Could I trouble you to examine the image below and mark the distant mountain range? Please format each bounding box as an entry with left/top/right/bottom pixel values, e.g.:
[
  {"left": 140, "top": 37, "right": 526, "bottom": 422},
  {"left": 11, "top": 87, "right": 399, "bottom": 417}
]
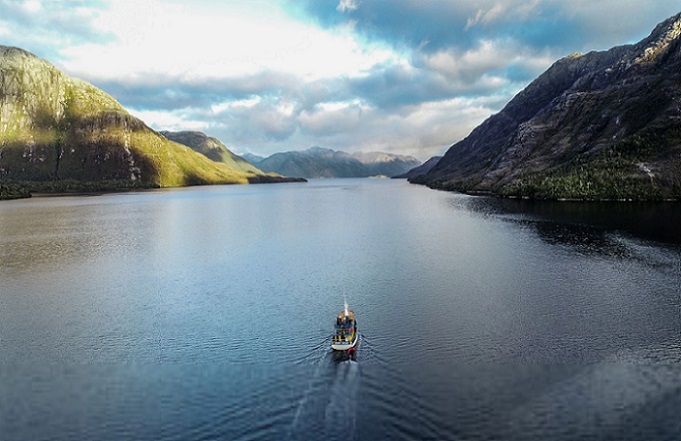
[
  {"left": 412, "top": 12, "right": 681, "bottom": 201},
  {"left": 248, "top": 147, "right": 422, "bottom": 179},
  {"left": 242, "top": 153, "right": 266, "bottom": 165},
  {"left": 0, "top": 46, "right": 298, "bottom": 199}
]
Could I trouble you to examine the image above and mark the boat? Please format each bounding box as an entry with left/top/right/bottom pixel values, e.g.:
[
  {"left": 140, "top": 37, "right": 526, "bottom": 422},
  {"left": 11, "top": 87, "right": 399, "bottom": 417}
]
[{"left": 331, "top": 309, "right": 358, "bottom": 351}]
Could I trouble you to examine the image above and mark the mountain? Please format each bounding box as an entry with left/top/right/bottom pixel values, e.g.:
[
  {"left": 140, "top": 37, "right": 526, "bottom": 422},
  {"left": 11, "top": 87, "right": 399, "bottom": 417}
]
[
  {"left": 159, "top": 131, "right": 303, "bottom": 184},
  {"left": 351, "top": 151, "right": 422, "bottom": 177},
  {"left": 0, "top": 46, "right": 297, "bottom": 199},
  {"left": 241, "top": 153, "right": 265, "bottom": 164},
  {"left": 393, "top": 156, "right": 442, "bottom": 179},
  {"left": 160, "top": 131, "right": 262, "bottom": 173},
  {"left": 412, "top": 12, "right": 681, "bottom": 201},
  {"left": 255, "top": 147, "right": 422, "bottom": 179}
]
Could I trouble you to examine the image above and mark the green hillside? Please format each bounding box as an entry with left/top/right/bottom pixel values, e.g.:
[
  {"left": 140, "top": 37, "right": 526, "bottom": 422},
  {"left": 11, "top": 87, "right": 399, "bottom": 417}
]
[{"left": 0, "top": 45, "right": 295, "bottom": 199}]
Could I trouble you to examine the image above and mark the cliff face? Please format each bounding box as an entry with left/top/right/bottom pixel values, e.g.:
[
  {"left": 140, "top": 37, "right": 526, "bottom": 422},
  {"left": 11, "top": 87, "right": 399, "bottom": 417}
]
[
  {"left": 0, "top": 46, "right": 285, "bottom": 191},
  {"left": 413, "top": 13, "right": 681, "bottom": 200}
]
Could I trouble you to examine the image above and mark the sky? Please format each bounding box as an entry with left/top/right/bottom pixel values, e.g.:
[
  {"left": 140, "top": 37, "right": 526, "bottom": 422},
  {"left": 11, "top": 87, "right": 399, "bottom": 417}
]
[{"left": 1, "top": 0, "right": 680, "bottom": 161}]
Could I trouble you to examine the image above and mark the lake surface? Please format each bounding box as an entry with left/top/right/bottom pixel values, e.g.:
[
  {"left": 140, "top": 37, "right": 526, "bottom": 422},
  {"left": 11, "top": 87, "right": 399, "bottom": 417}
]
[{"left": 1, "top": 179, "right": 680, "bottom": 441}]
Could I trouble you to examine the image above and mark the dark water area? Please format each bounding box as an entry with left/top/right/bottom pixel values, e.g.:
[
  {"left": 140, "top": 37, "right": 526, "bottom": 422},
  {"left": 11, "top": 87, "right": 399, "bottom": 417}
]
[
  {"left": 491, "top": 198, "right": 681, "bottom": 246},
  {"left": 1, "top": 179, "right": 680, "bottom": 440}
]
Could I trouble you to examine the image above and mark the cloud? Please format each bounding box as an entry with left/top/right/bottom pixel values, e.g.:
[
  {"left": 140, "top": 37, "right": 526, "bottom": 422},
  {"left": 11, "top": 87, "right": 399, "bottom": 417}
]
[
  {"left": 289, "top": 0, "right": 681, "bottom": 54},
  {"left": 279, "top": 95, "right": 499, "bottom": 159},
  {"left": 93, "top": 70, "right": 302, "bottom": 112},
  {"left": 0, "top": 0, "right": 113, "bottom": 60},
  {"left": 299, "top": 100, "right": 366, "bottom": 135},
  {"left": 55, "top": 0, "right": 396, "bottom": 86},
  {"left": 336, "top": 0, "right": 358, "bottom": 13}
]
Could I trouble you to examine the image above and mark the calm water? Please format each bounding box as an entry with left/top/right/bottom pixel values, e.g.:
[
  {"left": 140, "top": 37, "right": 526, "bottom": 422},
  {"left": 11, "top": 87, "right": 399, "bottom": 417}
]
[{"left": 1, "top": 179, "right": 680, "bottom": 441}]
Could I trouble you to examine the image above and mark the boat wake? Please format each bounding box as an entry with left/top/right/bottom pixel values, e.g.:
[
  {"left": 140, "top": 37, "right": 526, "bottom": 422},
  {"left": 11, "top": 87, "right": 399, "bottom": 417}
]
[
  {"left": 323, "top": 359, "right": 360, "bottom": 440},
  {"left": 288, "top": 357, "right": 327, "bottom": 439},
  {"left": 287, "top": 337, "right": 362, "bottom": 441}
]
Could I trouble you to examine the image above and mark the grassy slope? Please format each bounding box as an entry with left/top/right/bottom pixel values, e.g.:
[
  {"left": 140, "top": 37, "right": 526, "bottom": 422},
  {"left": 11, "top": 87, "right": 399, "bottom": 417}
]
[
  {"left": 65, "top": 79, "right": 260, "bottom": 186},
  {"left": 0, "top": 48, "right": 278, "bottom": 196}
]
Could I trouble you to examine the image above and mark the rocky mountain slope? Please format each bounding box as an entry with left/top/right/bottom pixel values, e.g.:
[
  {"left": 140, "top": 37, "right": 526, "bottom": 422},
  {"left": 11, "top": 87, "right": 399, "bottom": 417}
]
[
  {"left": 255, "top": 147, "right": 421, "bottom": 179},
  {"left": 0, "top": 45, "right": 294, "bottom": 198},
  {"left": 393, "top": 156, "right": 442, "bottom": 179},
  {"left": 412, "top": 12, "right": 681, "bottom": 200}
]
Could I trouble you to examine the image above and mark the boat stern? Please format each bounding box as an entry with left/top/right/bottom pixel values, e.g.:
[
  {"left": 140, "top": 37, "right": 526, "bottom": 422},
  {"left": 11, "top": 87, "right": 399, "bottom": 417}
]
[{"left": 331, "top": 333, "right": 358, "bottom": 351}]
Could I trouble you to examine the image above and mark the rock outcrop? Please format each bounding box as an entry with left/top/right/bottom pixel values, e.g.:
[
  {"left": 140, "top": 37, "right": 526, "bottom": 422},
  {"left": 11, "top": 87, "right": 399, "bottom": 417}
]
[
  {"left": 412, "top": 12, "right": 681, "bottom": 200},
  {"left": 0, "top": 45, "right": 293, "bottom": 195}
]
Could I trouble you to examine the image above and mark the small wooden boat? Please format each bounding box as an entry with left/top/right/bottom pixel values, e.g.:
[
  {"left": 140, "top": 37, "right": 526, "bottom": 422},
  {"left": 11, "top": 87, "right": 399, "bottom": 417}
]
[{"left": 331, "top": 309, "right": 358, "bottom": 351}]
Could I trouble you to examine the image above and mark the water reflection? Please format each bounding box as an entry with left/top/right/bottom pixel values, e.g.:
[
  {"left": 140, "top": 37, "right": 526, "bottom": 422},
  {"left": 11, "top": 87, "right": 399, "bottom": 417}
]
[
  {"left": 449, "top": 195, "right": 681, "bottom": 275},
  {"left": 487, "top": 198, "right": 681, "bottom": 246}
]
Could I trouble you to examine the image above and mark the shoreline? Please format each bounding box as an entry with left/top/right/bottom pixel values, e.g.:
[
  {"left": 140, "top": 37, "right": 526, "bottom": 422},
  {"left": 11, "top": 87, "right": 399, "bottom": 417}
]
[
  {"left": 409, "top": 179, "right": 681, "bottom": 203},
  {"left": 0, "top": 177, "right": 308, "bottom": 202}
]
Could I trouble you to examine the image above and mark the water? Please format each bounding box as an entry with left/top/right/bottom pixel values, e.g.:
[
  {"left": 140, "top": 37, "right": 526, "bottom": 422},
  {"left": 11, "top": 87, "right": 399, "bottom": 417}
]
[{"left": 1, "top": 179, "right": 680, "bottom": 440}]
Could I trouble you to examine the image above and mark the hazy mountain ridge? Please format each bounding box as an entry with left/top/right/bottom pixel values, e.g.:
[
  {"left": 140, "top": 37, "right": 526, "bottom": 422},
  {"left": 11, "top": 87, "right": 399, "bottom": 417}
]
[
  {"left": 412, "top": 12, "right": 681, "bottom": 201},
  {"left": 255, "top": 146, "right": 422, "bottom": 179},
  {"left": 241, "top": 152, "right": 265, "bottom": 164},
  {"left": 0, "top": 45, "right": 295, "bottom": 199}
]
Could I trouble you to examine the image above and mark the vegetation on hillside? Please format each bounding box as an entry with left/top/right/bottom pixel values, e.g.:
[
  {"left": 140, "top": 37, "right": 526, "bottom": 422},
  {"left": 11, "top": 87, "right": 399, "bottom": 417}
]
[
  {"left": 0, "top": 183, "right": 31, "bottom": 200},
  {"left": 501, "top": 131, "right": 681, "bottom": 201}
]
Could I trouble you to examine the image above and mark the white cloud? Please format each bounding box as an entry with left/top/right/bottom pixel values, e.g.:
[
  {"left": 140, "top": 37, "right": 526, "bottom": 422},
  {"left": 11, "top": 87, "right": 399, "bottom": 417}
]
[
  {"left": 22, "top": 0, "right": 42, "bottom": 13},
  {"left": 465, "top": 0, "right": 542, "bottom": 30},
  {"left": 299, "top": 100, "right": 366, "bottom": 135},
  {"left": 0, "top": 23, "right": 10, "bottom": 37},
  {"left": 57, "top": 0, "right": 395, "bottom": 84},
  {"left": 424, "top": 40, "right": 512, "bottom": 78},
  {"left": 337, "top": 0, "right": 359, "bottom": 13},
  {"left": 129, "top": 109, "right": 208, "bottom": 133},
  {"left": 211, "top": 97, "right": 263, "bottom": 114},
  {"left": 466, "top": 4, "right": 506, "bottom": 30}
]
